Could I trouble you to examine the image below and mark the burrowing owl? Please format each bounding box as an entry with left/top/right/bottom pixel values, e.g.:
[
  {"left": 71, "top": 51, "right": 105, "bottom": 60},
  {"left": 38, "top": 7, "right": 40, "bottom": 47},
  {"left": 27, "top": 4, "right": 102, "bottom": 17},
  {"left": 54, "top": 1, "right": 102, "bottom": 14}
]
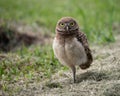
[{"left": 53, "top": 17, "right": 93, "bottom": 83}]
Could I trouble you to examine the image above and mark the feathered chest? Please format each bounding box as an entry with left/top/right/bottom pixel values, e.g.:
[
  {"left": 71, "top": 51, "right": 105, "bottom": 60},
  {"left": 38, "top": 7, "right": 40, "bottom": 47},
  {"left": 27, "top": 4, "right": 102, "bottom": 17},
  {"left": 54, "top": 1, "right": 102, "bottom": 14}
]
[{"left": 53, "top": 37, "right": 87, "bottom": 66}]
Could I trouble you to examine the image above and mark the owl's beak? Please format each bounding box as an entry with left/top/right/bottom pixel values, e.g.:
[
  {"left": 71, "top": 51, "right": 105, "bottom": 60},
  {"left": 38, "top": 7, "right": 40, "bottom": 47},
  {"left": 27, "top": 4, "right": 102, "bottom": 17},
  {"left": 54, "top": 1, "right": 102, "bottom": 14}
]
[{"left": 66, "top": 26, "right": 69, "bottom": 32}]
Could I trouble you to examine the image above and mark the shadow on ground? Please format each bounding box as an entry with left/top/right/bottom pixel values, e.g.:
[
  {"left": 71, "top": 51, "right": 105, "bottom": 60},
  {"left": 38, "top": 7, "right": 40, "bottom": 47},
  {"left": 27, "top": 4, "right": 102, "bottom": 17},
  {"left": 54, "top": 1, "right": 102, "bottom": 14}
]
[{"left": 76, "top": 71, "right": 108, "bottom": 83}]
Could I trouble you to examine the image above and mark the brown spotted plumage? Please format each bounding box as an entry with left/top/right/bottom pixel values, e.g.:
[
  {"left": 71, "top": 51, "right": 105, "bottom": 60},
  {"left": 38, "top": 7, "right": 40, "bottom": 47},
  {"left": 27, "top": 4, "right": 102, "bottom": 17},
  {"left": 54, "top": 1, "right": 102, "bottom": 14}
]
[
  {"left": 53, "top": 17, "right": 93, "bottom": 83},
  {"left": 76, "top": 32, "right": 93, "bottom": 69}
]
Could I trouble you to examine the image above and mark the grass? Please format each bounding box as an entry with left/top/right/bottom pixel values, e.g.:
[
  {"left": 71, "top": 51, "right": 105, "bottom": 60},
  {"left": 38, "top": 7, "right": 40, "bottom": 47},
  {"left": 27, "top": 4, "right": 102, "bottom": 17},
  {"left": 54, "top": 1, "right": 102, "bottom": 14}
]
[
  {"left": 0, "top": 0, "right": 120, "bottom": 43},
  {"left": 0, "top": 0, "right": 120, "bottom": 95},
  {"left": 0, "top": 45, "right": 64, "bottom": 94}
]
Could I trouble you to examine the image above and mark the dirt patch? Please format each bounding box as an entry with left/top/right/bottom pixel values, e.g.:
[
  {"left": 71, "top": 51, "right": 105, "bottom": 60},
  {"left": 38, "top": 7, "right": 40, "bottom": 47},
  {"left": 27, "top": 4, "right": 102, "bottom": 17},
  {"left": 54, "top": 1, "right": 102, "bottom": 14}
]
[
  {"left": 0, "top": 21, "right": 52, "bottom": 52},
  {"left": 0, "top": 26, "right": 38, "bottom": 51}
]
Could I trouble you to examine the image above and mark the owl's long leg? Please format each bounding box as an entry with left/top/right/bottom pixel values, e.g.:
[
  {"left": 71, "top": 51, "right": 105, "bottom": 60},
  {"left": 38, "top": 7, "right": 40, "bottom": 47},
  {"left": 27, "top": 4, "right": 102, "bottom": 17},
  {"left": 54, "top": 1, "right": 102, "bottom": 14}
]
[{"left": 70, "top": 65, "right": 76, "bottom": 83}]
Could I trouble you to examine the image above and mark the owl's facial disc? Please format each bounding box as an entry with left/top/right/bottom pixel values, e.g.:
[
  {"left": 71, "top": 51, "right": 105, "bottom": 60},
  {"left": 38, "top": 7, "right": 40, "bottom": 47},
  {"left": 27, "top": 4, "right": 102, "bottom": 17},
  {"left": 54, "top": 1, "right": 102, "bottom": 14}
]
[{"left": 56, "top": 21, "right": 79, "bottom": 35}]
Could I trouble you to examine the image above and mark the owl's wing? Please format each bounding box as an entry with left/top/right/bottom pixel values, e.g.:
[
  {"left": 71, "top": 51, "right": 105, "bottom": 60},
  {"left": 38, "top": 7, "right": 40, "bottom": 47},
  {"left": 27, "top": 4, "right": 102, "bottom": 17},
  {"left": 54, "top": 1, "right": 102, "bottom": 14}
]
[{"left": 76, "top": 31, "right": 93, "bottom": 69}]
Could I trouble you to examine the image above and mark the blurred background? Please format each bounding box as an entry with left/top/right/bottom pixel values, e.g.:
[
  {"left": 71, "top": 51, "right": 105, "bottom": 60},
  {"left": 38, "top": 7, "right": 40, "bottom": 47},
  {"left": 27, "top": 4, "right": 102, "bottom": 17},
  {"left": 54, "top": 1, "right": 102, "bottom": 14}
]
[
  {"left": 0, "top": 0, "right": 120, "bottom": 95},
  {"left": 0, "top": 0, "right": 120, "bottom": 43}
]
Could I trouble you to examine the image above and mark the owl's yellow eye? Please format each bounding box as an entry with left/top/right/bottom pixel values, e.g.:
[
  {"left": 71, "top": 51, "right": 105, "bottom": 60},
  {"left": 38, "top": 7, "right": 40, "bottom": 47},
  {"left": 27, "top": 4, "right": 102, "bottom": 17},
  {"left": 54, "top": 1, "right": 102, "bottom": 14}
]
[
  {"left": 70, "top": 22, "right": 74, "bottom": 26},
  {"left": 59, "top": 23, "right": 65, "bottom": 27}
]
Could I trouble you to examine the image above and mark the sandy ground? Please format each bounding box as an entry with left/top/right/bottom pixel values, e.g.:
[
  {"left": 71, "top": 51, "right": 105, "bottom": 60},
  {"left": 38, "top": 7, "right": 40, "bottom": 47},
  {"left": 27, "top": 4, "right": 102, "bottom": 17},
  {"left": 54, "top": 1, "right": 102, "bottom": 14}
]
[{"left": 6, "top": 34, "right": 119, "bottom": 96}]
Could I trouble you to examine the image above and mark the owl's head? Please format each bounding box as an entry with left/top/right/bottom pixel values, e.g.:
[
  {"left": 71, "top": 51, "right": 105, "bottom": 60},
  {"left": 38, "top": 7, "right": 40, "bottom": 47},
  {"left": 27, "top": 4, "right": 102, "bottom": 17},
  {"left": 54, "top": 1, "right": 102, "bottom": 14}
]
[{"left": 56, "top": 17, "right": 79, "bottom": 35}]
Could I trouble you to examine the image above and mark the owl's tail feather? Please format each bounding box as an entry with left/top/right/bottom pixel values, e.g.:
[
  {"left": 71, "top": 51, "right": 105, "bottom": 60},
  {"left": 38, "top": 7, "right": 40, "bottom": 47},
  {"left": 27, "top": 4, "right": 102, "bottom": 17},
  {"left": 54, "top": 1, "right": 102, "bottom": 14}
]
[{"left": 79, "top": 53, "right": 93, "bottom": 70}]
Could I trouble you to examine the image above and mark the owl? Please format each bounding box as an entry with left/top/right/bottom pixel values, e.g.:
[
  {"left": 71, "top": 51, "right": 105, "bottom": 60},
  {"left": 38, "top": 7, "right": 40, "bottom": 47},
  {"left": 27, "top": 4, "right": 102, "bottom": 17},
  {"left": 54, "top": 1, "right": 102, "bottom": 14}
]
[{"left": 53, "top": 17, "right": 93, "bottom": 83}]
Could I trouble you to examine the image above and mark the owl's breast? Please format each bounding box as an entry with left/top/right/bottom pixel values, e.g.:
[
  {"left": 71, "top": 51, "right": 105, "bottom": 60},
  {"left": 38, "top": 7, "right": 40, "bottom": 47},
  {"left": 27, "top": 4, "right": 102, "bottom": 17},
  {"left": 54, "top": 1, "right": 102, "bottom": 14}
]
[
  {"left": 65, "top": 37, "right": 87, "bottom": 65},
  {"left": 53, "top": 37, "right": 67, "bottom": 65},
  {"left": 53, "top": 37, "right": 87, "bottom": 66}
]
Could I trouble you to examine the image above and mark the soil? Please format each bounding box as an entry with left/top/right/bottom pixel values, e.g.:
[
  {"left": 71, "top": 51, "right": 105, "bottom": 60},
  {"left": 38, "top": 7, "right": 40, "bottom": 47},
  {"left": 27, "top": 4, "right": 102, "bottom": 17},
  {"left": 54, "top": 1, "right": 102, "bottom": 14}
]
[{"left": 0, "top": 22, "right": 52, "bottom": 52}]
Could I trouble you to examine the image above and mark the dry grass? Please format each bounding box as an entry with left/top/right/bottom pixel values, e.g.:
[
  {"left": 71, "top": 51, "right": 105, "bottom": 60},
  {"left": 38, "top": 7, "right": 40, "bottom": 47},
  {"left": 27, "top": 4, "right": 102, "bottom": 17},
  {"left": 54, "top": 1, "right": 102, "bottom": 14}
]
[
  {"left": 1, "top": 34, "right": 120, "bottom": 96},
  {"left": 38, "top": 35, "right": 120, "bottom": 96}
]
